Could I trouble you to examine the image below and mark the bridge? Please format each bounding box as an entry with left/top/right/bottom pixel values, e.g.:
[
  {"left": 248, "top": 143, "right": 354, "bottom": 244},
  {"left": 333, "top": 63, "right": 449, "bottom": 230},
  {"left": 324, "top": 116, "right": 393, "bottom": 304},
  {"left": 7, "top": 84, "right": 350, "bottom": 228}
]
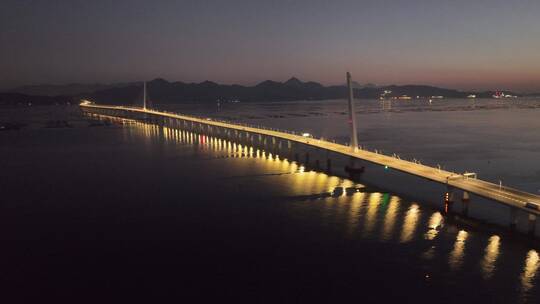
[{"left": 80, "top": 74, "right": 540, "bottom": 236}]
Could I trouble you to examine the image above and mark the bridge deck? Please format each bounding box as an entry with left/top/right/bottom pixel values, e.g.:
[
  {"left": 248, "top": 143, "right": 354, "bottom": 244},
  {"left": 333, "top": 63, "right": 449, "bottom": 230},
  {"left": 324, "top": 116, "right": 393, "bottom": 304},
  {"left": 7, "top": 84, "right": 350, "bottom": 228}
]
[{"left": 81, "top": 104, "right": 540, "bottom": 216}]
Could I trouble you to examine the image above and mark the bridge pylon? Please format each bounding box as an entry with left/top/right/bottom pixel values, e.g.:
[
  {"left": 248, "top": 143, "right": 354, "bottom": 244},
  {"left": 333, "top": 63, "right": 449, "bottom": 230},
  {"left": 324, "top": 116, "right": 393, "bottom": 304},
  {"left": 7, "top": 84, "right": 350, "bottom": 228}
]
[
  {"left": 143, "top": 81, "right": 147, "bottom": 110},
  {"left": 346, "top": 72, "right": 359, "bottom": 151}
]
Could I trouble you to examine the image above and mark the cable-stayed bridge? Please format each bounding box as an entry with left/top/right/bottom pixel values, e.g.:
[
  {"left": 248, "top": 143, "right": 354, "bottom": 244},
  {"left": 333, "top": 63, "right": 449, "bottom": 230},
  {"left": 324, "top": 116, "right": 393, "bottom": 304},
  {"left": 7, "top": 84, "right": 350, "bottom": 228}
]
[{"left": 80, "top": 75, "right": 540, "bottom": 236}]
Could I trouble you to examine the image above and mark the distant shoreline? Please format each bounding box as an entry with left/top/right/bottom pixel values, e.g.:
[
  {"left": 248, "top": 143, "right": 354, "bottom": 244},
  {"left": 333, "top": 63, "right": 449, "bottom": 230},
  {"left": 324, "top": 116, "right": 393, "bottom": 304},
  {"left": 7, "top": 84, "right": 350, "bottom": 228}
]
[{"left": 3, "top": 77, "right": 537, "bottom": 106}]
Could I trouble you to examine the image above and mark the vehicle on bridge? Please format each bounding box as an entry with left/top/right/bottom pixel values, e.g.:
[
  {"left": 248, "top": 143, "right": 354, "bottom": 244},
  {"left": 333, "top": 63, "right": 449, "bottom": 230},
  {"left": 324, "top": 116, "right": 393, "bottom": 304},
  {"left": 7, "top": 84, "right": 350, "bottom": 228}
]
[{"left": 525, "top": 202, "right": 539, "bottom": 211}]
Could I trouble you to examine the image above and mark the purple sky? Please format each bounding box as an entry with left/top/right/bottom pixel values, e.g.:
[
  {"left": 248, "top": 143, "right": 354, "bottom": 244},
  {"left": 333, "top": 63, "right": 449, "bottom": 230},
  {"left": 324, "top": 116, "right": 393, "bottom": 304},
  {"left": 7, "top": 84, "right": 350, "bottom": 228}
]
[{"left": 1, "top": 0, "right": 539, "bottom": 92}]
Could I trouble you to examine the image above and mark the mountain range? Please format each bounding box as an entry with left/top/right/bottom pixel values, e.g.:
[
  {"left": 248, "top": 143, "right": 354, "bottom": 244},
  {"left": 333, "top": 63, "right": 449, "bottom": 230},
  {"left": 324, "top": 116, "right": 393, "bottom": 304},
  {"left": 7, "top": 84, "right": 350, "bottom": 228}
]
[{"left": 1, "top": 77, "right": 525, "bottom": 106}]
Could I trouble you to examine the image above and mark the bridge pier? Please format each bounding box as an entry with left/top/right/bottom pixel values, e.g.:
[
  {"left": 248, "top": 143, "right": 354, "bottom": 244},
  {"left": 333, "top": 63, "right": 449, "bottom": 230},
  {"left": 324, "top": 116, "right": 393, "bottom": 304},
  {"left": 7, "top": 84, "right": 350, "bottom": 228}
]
[
  {"left": 286, "top": 141, "right": 293, "bottom": 160},
  {"left": 272, "top": 140, "right": 279, "bottom": 158},
  {"left": 305, "top": 152, "right": 310, "bottom": 165},
  {"left": 274, "top": 141, "right": 279, "bottom": 157},
  {"left": 345, "top": 157, "right": 365, "bottom": 180},
  {"left": 326, "top": 158, "right": 332, "bottom": 173},
  {"left": 528, "top": 214, "right": 537, "bottom": 236},
  {"left": 510, "top": 207, "right": 518, "bottom": 231},
  {"left": 313, "top": 147, "right": 323, "bottom": 170},
  {"left": 461, "top": 191, "right": 470, "bottom": 217}
]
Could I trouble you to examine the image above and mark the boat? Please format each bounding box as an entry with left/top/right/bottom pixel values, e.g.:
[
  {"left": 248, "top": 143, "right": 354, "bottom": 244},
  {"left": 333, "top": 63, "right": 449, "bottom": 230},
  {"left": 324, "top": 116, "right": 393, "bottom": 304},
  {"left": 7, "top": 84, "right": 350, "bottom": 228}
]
[
  {"left": 493, "top": 91, "right": 504, "bottom": 99},
  {"left": 331, "top": 187, "right": 344, "bottom": 197},
  {"left": 345, "top": 187, "right": 359, "bottom": 195},
  {"left": 525, "top": 202, "right": 539, "bottom": 211},
  {"left": 493, "top": 91, "right": 518, "bottom": 99}
]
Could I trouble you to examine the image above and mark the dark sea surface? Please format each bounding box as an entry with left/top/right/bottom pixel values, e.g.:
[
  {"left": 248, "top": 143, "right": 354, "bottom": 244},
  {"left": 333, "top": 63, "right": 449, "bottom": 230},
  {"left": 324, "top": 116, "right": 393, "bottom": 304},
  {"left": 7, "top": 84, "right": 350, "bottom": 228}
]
[{"left": 1, "top": 100, "right": 539, "bottom": 303}]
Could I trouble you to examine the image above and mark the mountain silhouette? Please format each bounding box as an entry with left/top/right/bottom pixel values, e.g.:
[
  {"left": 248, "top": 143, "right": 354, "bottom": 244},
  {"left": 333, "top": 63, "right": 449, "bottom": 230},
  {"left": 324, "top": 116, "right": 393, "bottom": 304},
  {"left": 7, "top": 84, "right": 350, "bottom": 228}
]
[
  {"left": 284, "top": 77, "right": 304, "bottom": 86},
  {"left": 1, "top": 77, "right": 518, "bottom": 105},
  {"left": 83, "top": 79, "right": 516, "bottom": 104}
]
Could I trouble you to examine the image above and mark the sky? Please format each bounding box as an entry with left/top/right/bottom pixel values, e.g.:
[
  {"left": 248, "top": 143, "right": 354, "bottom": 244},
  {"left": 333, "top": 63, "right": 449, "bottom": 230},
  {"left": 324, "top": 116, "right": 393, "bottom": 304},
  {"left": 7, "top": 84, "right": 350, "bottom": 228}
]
[{"left": 1, "top": 0, "right": 540, "bottom": 92}]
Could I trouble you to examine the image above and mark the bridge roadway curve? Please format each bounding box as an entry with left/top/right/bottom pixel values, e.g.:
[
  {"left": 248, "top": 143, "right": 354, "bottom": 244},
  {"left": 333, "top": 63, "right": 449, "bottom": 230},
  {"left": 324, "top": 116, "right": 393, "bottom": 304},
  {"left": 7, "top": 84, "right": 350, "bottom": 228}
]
[{"left": 81, "top": 103, "right": 540, "bottom": 216}]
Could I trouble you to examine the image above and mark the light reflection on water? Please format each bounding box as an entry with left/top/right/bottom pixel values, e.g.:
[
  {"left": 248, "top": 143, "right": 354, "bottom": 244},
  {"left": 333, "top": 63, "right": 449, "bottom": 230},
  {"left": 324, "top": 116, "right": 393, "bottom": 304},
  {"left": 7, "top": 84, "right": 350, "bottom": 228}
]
[
  {"left": 105, "top": 116, "right": 540, "bottom": 300},
  {"left": 346, "top": 192, "right": 365, "bottom": 236},
  {"left": 481, "top": 235, "right": 501, "bottom": 280},
  {"left": 400, "top": 204, "right": 421, "bottom": 243},
  {"left": 521, "top": 250, "right": 540, "bottom": 294},
  {"left": 380, "top": 196, "right": 400, "bottom": 241},
  {"left": 425, "top": 212, "right": 444, "bottom": 241},
  {"left": 449, "top": 230, "right": 469, "bottom": 271},
  {"left": 362, "top": 193, "right": 382, "bottom": 237}
]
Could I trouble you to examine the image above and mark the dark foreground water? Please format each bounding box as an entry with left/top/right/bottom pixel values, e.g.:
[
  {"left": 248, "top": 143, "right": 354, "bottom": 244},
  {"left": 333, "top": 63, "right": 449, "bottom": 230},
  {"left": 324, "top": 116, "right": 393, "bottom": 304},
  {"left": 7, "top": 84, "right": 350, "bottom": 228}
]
[{"left": 0, "top": 104, "right": 539, "bottom": 303}]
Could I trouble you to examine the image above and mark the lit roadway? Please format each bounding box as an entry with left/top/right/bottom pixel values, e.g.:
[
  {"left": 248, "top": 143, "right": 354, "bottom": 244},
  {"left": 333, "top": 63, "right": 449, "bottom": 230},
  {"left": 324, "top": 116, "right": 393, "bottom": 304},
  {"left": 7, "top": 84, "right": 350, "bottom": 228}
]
[{"left": 81, "top": 103, "right": 540, "bottom": 216}]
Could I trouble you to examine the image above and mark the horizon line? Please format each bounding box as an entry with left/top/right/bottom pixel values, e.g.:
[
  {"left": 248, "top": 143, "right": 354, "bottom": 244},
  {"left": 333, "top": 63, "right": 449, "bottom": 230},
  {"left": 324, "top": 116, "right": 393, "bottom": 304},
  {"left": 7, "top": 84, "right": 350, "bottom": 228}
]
[{"left": 3, "top": 77, "right": 536, "bottom": 94}]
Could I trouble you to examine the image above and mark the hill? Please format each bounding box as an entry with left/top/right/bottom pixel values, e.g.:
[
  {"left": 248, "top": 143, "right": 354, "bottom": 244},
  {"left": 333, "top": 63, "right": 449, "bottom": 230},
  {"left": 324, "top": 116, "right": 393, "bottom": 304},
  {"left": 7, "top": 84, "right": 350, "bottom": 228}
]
[
  {"left": 2, "top": 77, "right": 519, "bottom": 105},
  {"left": 83, "top": 78, "right": 490, "bottom": 105}
]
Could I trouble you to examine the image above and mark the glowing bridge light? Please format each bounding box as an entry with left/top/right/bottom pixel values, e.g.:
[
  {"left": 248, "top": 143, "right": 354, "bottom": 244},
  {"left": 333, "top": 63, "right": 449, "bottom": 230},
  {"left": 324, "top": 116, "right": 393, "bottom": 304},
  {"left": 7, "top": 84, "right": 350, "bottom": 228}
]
[{"left": 302, "top": 133, "right": 311, "bottom": 137}]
